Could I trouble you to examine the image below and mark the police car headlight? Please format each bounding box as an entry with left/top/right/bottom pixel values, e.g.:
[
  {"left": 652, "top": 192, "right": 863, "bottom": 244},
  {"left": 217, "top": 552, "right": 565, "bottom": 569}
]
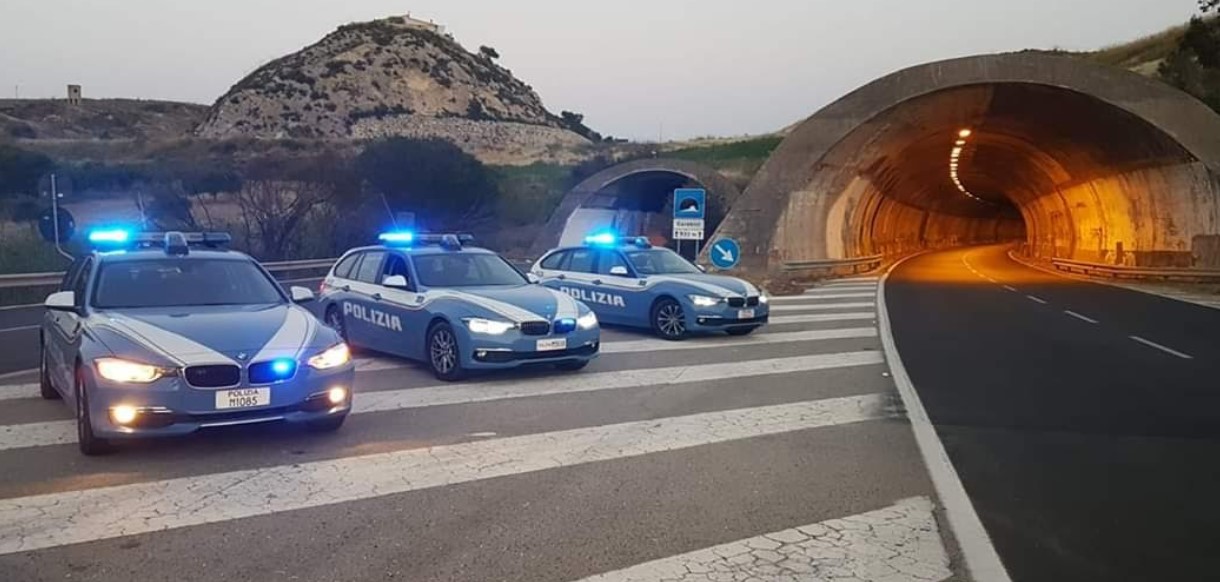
[
  {"left": 94, "top": 358, "right": 167, "bottom": 384},
  {"left": 465, "top": 318, "right": 517, "bottom": 335},
  {"left": 759, "top": 293, "right": 770, "bottom": 304},
  {"left": 577, "top": 311, "right": 598, "bottom": 330},
  {"left": 688, "top": 295, "right": 722, "bottom": 308},
  {"left": 308, "top": 343, "right": 351, "bottom": 370}
]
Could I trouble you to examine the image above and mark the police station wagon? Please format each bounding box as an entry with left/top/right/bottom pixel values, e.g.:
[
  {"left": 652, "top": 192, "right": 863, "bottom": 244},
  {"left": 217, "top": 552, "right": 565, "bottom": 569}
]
[
  {"left": 319, "top": 233, "right": 600, "bottom": 381},
  {"left": 531, "top": 234, "right": 769, "bottom": 340}
]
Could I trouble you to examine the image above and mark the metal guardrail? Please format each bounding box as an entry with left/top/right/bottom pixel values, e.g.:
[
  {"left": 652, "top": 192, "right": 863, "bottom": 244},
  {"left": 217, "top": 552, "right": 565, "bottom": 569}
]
[
  {"left": 1051, "top": 258, "right": 1220, "bottom": 282},
  {"left": 0, "top": 258, "right": 341, "bottom": 290},
  {"left": 781, "top": 255, "right": 884, "bottom": 274}
]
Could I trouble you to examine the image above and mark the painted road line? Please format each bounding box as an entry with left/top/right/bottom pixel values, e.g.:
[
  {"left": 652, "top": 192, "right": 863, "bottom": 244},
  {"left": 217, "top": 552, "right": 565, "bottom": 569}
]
[
  {"left": 769, "top": 302, "right": 874, "bottom": 313},
  {"left": 1002, "top": 285, "right": 1018, "bottom": 293},
  {"left": 803, "top": 284, "right": 877, "bottom": 293},
  {"left": 827, "top": 276, "right": 879, "bottom": 284},
  {"left": 0, "top": 395, "right": 887, "bottom": 555},
  {"left": 1129, "top": 335, "right": 1194, "bottom": 360},
  {"left": 0, "top": 325, "right": 39, "bottom": 334},
  {"left": 770, "top": 293, "right": 875, "bottom": 303},
  {"left": 1063, "top": 310, "right": 1099, "bottom": 324},
  {"left": 879, "top": 256, "right": 1012, "bottom": 582},
  {"left": 0, "top": 384, "right": 37, "bottom": 401},
  {"left": 574, "top": 496, "right": 950, "bottom": 582},
  {"left": 0, "top": 352, "right": 887, "bottom": 451},
  {"left": 770, "top": 312, "right": 875, "bottom": 325},
  {"left": 1026, "top": 295, "right": 1048, "bottom": 305}
]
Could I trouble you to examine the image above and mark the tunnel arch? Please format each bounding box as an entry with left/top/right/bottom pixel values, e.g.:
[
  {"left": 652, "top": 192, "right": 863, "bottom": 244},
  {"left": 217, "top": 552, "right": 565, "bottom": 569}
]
[
  {"left": 713, "top": 52, "right": 1220, "bottom": 275},
  {"left": 531, "top": 158, "right": 742, "bottom": 255}
]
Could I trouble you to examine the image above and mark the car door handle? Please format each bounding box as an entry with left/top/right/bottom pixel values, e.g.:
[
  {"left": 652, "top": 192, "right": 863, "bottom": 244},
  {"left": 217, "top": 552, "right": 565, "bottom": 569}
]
[
  {"left": 341, "top": 285, "right": 351, "bottom": 292},
  {"left": 592, "top": 279, "right": 603, "bottom": 285},
  {"left": 372, "top": 293, "right": 382, "bottom": 301},
  {"left": 557, "top": 274, "right": 566, "bottom": 280}
]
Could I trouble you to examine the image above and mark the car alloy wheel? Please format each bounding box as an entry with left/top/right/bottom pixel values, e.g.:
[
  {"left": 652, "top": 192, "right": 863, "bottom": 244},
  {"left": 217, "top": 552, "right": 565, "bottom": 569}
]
[
  {"left": 427, "top": 323, "right": 464, "bottom": 381},
  {"left": 75, "top": 368, "right": 112, "bottom": 456},
  {"left": 653, "top": 299, "right": 687, "bottom": 340},
  {"left": 325, "top": 306, "right": 348, "bottom": 342}
]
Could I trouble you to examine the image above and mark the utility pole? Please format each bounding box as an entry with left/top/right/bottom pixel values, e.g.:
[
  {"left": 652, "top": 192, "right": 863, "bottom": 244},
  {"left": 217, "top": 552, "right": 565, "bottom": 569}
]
[{"left": 49, "top": 174, "right": 72, "bottom": 259}]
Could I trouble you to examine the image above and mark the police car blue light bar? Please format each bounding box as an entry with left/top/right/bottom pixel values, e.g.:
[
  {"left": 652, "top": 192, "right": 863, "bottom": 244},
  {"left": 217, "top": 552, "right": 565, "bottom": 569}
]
[
  {"left": 87, "top": 229, "right": 132, "bottom": 244},
  {"left": 378, "top": 231, "right": 415, "bottom": 245},
  {"left": 583, "top": 232, "right": 651, "bottom": 248}
]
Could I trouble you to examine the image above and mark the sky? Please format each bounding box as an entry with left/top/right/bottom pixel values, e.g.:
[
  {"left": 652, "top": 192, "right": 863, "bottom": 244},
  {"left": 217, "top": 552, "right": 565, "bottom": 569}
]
[{"left": 0, "top": 0, "right": 1201, "bottom": 141}]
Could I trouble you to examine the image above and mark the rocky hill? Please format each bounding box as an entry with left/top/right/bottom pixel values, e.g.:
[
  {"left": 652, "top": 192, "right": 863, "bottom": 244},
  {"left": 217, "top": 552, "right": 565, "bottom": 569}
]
[
  {"left": 0, "top": 99, "right": 208, "bottom": 141},
  {"left": 196, "top": 16, "right": 591, "bottom": 162}
]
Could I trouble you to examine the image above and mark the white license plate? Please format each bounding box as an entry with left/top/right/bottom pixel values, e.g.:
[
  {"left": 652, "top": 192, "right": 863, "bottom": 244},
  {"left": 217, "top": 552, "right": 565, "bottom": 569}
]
[
  {"left": 215, "top": 388, "right": 271, "bottom": 410},
  {"left": 738, "top": 309, "right": 756, "bottom": 320},
  {"left": 536, "top": 338, "right": 567, "bottom": 352}
]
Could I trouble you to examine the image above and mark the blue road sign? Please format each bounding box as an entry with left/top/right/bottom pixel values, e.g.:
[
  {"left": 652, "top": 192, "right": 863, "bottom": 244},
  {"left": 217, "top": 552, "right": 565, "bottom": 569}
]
[
  {"left": 709, "top": 238, "right": 741, "bottom": 270},
  {"left": 673, "top": 189, "right": 706, "bottom": 220}
]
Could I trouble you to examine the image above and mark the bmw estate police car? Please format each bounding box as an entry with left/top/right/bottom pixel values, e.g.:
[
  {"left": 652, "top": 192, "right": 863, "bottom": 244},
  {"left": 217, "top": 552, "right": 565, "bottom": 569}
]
[
  {"left": 531, "top": 234, "right": 769, "bottom": 340},
  {"left": 39, "top": 230, "right": 355, "bottom": 455},
  {"left": 318, "top": 232, "right": 600, "bottom": 381}
]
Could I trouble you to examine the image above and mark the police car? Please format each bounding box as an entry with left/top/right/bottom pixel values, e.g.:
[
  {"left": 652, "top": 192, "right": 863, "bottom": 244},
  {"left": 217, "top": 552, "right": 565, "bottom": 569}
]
[
  {"left": 318, "top": 232, "right": 600, "bottom": 381},
  {"left": 531, "top": 234, "right": 769, "bottom": 340},
  {"left": 39, "top": 230, "right": 356, "bottom": 455}
]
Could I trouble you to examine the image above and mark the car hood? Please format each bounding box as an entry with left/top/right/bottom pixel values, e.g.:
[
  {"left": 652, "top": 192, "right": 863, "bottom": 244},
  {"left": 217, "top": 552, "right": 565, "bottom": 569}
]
[
  {"left": 446, "top": 285, "right": 583, "bottom": 321},
  {"left": 91, "top": 303, "right": 326, "bottom": 364},
  {"left": 648, "top": 273, "right": 758, "bottom": 297}
]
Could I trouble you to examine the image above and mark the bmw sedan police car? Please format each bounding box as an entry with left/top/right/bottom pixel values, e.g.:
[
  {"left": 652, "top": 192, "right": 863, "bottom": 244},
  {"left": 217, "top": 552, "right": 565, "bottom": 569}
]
[
  {"left": 318, "top": 233, "right": 600, "bottom": 381},
  {"left": 531, "top": 234, "right": 769, "bottom": 340},
  {"left": 39, "top": 230, "right": 355, "bottom": 455}
]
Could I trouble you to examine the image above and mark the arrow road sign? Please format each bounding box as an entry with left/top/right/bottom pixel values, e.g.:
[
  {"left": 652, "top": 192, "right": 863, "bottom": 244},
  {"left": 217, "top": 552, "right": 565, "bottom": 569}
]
[{"left": 709, "top": 238, "right": 741, "bottom": 270}]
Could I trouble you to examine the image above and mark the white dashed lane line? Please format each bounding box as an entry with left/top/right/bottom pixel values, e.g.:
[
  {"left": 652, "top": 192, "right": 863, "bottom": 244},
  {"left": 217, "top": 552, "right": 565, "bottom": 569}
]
[
  {"left": 1129, "top": 335, "right": 1194, "bottom": 360},
  {"left": 1002, "top": 285, "right": 1018, "bottom": 293},
  {"left": 1063, "top": 310, "right": 1099, "bottom": 324},
  {"left": 1026, "top": 295, "right": 1048, "bottom": 305}
]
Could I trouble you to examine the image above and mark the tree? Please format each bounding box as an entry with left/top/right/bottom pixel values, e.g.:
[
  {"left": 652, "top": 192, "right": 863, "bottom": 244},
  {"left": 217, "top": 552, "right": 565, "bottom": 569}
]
[
  {"left": 478, "top": 45, "right": 500, "bottom": 60},
  {"left": 354, "top": 138, "right": 497, "bottom": 230},
  {"left": 558, "top": 111, "right": 603, "bottom": 142},
  {"left": 231, "top": 152, "right": 356, "bottom": 260},
  {"left": 1202, "top": 0, "right": 1219, "bottom": 14},
  {"left": 0, "top": 145, "right": 55, "bottom": 197}
]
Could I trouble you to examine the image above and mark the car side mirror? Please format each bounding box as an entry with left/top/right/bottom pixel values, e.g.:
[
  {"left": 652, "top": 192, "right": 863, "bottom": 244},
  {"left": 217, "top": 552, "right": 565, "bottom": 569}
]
[
  {"left": 696, "top": 264, "right": 707, "bottom": 273},
  {"left": 383, "top": 275, "right": 410, "bottom": 289},
  {"left": 290, "top": 286, "right": 316, "bottom": 303},
  {"left": 526, "top": 273, "right": 541, "bottom": 284},
  {"left": 45, "top": 291, "right": 77, "bottom": 312},
  {"left": 609, "top": 266, "right": 629, "bottom": 277}
]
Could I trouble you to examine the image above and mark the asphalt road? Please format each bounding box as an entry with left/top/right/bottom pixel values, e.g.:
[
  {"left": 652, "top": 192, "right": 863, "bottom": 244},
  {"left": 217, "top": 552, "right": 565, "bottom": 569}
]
[
  {"left": 887, "top": 245, "right": 1220, "bottom": 582},
  {"left": 0, "top": 279, "right": 965, "bottom": 582}
]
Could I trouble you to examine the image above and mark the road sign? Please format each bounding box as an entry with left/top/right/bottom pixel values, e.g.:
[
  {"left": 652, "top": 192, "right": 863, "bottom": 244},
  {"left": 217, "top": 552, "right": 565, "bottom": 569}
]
[
  {"left": 709, "top": 238, "right": 741, "bottom": 270},
  {"left": 38, "top": 208, "right": 75, "bottom": 244},
  {"left": 672, "top": 218, "right": 704, "bottom": 241},
  {"left": 673, "top": 189, "right": 706, "bottom": 220}
]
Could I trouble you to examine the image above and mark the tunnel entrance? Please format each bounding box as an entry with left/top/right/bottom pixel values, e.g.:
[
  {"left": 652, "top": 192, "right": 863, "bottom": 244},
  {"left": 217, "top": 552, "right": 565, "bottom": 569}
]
[
  {"left": 532, "top": 159, "right": 742, "bottom": 259},
  {"left": 714, "top": 53, "right": 1220, "bottom": 276}
]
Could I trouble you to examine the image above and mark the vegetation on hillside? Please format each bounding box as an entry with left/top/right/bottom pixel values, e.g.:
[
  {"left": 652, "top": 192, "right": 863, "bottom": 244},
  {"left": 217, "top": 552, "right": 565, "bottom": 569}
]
[{"left": 1158, "top": 16, "right": 1220, "bottom": 112}]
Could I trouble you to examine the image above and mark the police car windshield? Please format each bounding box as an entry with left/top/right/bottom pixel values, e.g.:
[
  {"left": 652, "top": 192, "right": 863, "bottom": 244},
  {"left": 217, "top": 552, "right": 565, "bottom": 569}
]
[
  {"left": 625, "top": 249, "right": 702, "bottom": 275},
  {"left": 92, "top": 259, "right": 285, "bottom": 308},
  {"left": 414, "top": 253, "right": 527, "bottom": 287}
]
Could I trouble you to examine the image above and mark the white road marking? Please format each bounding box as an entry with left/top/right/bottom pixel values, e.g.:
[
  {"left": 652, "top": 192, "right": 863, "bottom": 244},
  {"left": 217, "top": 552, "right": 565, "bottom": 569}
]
[
  {"left": 1025, "top": 295, "right": 1048, "bottom": 305},
  {"left": 770, "top": 302, "right": 874, "bottom": 313},
  {"left": 826, "top": 277, "right": 879, "bottom": 285},
  {"left": 879, "top": 255, "right": 1013, "bottom": 582},
  {"left": 0, "top": 352, "right": 886, "bottom": 451},
  {"left": 0, "top": 325, "right": 39, "bottom": 334},
  {"left": 574, "top": 496, "right": 950, "bottom": 582},
  {"left": 0, "top": 395, "right": 887, "bottom": 556},
  {"left": 802, "top": 285, "right": 877, "bottom": 294},
  {"left": 770, "top": 293, "right": 876, "bottom": 302},
  {"left": 984, "top": 277, "right": 997, "bottom": 283},
  {"left": 1002, "top": 285, "right": 1017, "bottom": 292},
  {"left": 1063, "top": 310, "right": 1099, "bottom": 324},
  {"left": 0, "top": 384, "right": 37, "bottom": 401},
  {"left": 770, "top": 312, "right": 876, "bottom": 325},
  {"left": 1129, "top": 335, "right": 1194, "bottom": 360}
]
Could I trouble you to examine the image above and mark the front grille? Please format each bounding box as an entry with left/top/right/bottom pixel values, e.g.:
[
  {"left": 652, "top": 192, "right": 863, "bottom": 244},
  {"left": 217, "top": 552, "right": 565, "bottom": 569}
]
[
  {"left": 552, "top": 318, "right": 577, "bottom": 334},
  {"left": 746, "top": 296, "right": 760, "bottom": 307},
  {"left": 184, "top": 364, "right": 241, "bottom": 388},
  {"left": 727, "top": 297, "right": 746, "bottom": 308},
  {"left": 520, "top": 321, "right": 551, "bottom": 336},
  {"left": 474, "top": 344, "right": 599, "bottom": 363},
  {"left": 248, "top": 360, "right": 298, "bottom": 384}
]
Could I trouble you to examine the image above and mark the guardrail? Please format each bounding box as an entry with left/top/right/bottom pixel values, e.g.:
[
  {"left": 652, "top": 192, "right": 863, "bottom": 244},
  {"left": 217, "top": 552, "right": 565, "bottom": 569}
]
[
  {"left": 781, "top": 255, "right": 884, "bottom": 275},
  {"left": 0, "top": 258, "right": 341, "bottom": 290},
  {"left": 1051, "top": 257, "right": 1220, "bottom": 282}
]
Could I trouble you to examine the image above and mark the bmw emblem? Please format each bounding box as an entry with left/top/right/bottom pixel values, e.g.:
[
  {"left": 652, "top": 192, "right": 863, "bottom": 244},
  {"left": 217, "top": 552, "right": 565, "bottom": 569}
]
[{"left": 236, "top": 352, "right": 248, "bottom": 361}]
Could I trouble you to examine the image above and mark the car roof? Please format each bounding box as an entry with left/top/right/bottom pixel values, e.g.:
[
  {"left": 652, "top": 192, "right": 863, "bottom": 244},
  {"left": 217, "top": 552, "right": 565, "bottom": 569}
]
[
  {"left": 94, "top": 248, "right": 250, "bottom": 263},
  {"left": 348, "top": 244, "right": 498, "bottom": 257},
  {"left": 547, "top": 245, "right": 664, "bottom": 254}
]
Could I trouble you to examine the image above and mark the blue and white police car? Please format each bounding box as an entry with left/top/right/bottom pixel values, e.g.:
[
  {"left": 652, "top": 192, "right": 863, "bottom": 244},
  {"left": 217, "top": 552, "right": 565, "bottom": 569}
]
[
  {"left": 318, "top": 232, "right": 600, "bottom": 381},
  {"left": 531, "top": 234, "right": 769, "bottom": 340},
  {"left": 39, "top": 230, "right": 356, "bottom": 455}
]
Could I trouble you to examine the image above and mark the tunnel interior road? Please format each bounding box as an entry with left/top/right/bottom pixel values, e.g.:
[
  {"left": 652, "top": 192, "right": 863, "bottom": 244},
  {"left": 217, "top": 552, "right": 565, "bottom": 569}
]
[{"left": 886, "top": 244, "right": 1220, "bottom": 582}]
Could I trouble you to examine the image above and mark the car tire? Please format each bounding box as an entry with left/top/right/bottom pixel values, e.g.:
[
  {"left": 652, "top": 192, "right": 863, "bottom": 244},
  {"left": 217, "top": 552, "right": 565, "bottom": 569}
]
[
  {"left": 554, "top": 360, "right": 589, "bottom": 372},
  {"left": 324, "top": 304, "right": 350, "bottom": 344},
  {"left": 726, "top": 326, "right": 760, "bottom": 337},
  {"left": 306, "top": 414, "right": 347, "bottom": 433},
  {"left": 426, "top": 322, "right": 466, "bottom": 382},
  {"left": 75, "top": 367, "right": 113, "bottom": 456},
  {"left": 651, "top": 297, "right": 688, "bottom": 341},
  {"left": 39, "top": 341, "right": 60, "bottom": 400}
]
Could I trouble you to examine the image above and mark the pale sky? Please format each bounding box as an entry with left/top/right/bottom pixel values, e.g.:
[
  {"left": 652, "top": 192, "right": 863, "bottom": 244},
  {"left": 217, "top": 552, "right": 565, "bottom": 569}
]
[{"left": 0, "top": 0, "right": 1200, "bottom": 140}]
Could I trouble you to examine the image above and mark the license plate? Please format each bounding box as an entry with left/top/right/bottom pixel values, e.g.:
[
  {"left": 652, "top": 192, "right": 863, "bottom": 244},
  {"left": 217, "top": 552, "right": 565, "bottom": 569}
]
[
  {"left": 215, "top": 388, "right": 271, "bottom": 410},
  {"left": 536, "top": 338, "right": 567, "bottom": 352},
  {"left": 738, "top": 309, "right": 756, "bottom": 320}
]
